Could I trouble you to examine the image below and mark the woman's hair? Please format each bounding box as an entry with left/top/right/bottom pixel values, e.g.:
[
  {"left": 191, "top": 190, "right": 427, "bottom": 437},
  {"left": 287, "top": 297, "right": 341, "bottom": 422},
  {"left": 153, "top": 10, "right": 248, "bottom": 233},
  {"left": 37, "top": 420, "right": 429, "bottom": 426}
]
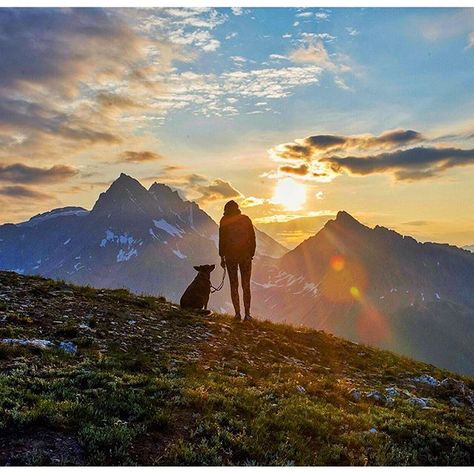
[{"left": 224, "top": 200, "right": 241, "bottom": 216}]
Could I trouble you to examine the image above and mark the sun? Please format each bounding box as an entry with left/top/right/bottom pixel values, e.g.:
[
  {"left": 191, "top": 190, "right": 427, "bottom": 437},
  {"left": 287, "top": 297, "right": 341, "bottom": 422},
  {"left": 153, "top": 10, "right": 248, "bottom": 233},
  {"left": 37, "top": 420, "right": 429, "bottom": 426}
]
[{"left": 272, "top": 177, "right": 307, "bottom": 211}]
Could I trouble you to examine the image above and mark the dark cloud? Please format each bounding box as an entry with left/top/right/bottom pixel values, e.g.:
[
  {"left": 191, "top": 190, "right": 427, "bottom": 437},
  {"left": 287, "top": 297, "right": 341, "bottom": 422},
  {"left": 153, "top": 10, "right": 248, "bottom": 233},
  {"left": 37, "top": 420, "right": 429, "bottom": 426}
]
[
  {"left": 0, "top": 185, "right": 54, "bottom": 200},
  {"left": 323, "top": 147, "right": 474, "bottom": 181},
  {"left": 280, "top": 164, "right": 309, "bottom": 176},
  {"left": 306, "top": 135, "right": 347, "bottom": 149},
  {"left": 118, "top": 151, "right": 165, "bottom": 163},
  {"left": 402, "top": 220, "right": 430, "bottom": 227},
  {"left": 162, "top": 165, "right": 185, "bottom": 172},
  {"left": 0, "top": 97, "right": 122, "bottom": 146},
  {"left": 195, "top": 179, "right": 241, "bottom": 204},
  {"left": 0, "top": 9, "right": 144, "bottom": 95},
  {"left": 272, "top": 129, "right": 424, "bottom": 162},
  {"left": 96, "top": 93, "right": 143, "bottom": 111},
  {"left": 0, "top": 9, "right": 166, "bottom": 161},
  {"left": 0, "top": 163, "right": 78, "bottom": 184},
  {"left": 271, "top": 128, "right": 474, "bottom": 182}
]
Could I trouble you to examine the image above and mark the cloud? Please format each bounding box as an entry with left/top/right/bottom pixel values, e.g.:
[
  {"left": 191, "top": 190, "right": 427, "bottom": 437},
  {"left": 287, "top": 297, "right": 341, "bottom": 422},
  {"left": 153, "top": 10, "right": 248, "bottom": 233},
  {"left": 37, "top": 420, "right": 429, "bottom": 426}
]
[
  {"left": 160, "top": 65, "right": 324, "bottom": 118},
  {"left": 96, "top": 93, "right": 144, "bottom": 111},
  {"left": 230, "top": 55, "right": 247, "bottom": 63},
  {"left": 288, "top": 38, "right": 353, "bottom": 89},
  {"left": 417, "top": 9, "right": 474, "bottom": 42},
  {"left": 231, "top": 7, "right": 244, "bottom": 16},
  {"left": 0, "top": 9, "right": 167, "bottom": 162},
  {"left": 118, "top": 150, "right": 165, "bottom": 163},
  {"left": 0, "top": 163, "right": 78, "bottom": 184},
  {"left": 269, "top": 128, "right": 474, "bottom": 182},
  {"left": 346, "top": 27, "right": 359, "bottom": 37},
  {"left": 315, "top": 12, "right": 330, "bottom": 21},
  {"left": 468, "top": 32, "right": 474, "bottom": 48},
  {"left": 271, "top": 129, "right": 424, "bottom": 162},
  {"left": 0, "top": 185, "right": 54, "bottom": 200},
  {"left": 240, "top": 196, "right": 266, "bottom": 208},
  {"left": 279, "top": 164, "right": 309, "bottom": 176},
  {"left": 0, "top": 98, "right": 122, "bottom": 146},
  {"left": 194, "top": 178, "right": 242, "bottom": 204},
  {"left": 269, "top": 54, "right": 288, "bottom": 61},
  {"left": 0, "top": 8, "right": 229, "bottom": 163},
  {"left": 296, "top": 12, "right": 313, "bottom": 18},
  {"left": 323, "top": 146, "right": 474, "bottom": 181},
  {"left": 402, "top": 220, "right": 430, "bottom": 227},
  {"left": 290, "top": 41, "right": 337, "bottom": 70}
]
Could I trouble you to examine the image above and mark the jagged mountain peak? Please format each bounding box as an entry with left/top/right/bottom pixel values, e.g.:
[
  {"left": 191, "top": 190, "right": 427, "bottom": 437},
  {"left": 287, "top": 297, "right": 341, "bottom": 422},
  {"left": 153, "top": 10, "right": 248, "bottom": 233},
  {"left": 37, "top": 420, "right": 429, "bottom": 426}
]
[
  {"left": 149, "top": 182, "right": 188, "bottom": 208},
  {"left": 91, "top": 173, "right": 153, "bottom": 216},
  {"left": 111, "top": 173, "right": 145, "bottom": 191},
  {"left": 329, "top": 210, "right": 367, "bottom": 230}
]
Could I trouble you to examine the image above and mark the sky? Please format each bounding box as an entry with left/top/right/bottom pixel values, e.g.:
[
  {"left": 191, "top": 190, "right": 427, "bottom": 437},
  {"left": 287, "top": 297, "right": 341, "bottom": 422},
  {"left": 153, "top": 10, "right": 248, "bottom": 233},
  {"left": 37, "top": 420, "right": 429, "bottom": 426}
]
[{"left": 0, "top": 7, "right": 473, "bottom": 248}]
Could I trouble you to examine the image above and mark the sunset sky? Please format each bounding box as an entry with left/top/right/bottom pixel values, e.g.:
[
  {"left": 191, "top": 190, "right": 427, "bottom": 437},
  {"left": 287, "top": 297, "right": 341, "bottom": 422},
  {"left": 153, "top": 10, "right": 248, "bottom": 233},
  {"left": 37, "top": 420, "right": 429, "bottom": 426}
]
[{"left": 1, "top": 7, "right": 474, "bottom": 247}]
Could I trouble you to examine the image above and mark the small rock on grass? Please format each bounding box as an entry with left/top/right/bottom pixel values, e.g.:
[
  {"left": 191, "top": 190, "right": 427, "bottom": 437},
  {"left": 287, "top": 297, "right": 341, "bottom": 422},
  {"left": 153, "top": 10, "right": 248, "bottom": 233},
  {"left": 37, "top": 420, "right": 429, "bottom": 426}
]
[
  {"left": 408, "top": 397, "right": 431, "bottom": 408},
  {"left": 59, "top": 341, "right": 77, "bottom": 354}
]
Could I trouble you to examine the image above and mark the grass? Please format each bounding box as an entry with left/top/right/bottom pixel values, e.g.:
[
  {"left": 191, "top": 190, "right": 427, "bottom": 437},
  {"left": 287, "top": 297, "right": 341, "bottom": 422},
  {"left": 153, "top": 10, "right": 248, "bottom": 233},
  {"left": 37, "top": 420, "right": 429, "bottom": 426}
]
[{"left": 0, "top": 270, "right": 473, "bottom": 465}]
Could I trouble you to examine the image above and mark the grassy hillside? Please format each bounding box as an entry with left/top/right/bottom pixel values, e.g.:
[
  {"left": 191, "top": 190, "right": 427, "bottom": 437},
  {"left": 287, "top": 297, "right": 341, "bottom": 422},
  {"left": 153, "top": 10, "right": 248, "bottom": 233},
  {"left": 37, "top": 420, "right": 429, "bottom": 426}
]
[{"left": 0, "top": 271, "right": 473, "bottom": 466}]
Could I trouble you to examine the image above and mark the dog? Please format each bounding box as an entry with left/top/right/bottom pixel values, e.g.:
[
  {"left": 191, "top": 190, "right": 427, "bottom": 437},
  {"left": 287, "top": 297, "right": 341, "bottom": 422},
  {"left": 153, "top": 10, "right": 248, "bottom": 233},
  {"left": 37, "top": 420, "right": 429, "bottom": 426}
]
[{"left": 180, "top": 264, "right": 215, "bottom": 314}]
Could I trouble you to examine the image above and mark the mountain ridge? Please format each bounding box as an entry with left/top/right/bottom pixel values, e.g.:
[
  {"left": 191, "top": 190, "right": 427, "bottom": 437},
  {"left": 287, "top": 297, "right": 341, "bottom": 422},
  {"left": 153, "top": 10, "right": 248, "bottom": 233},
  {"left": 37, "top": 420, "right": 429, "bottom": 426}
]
[{"left": 252, "top": 210, "right": 474, "bottom": 375}]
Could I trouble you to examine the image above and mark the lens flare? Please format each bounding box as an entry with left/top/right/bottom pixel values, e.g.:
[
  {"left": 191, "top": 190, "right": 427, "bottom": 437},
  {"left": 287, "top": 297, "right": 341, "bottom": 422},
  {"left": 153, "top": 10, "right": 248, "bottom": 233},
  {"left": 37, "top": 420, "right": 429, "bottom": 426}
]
[
  {"left": 350, "top": 286, "right": 361, "bottom": 300},
  {"left": 321, "top": 256, "right": 367, "bottom": 304},
  {"left": 330, "top": 255, "right": 345, "bottom": 271}
]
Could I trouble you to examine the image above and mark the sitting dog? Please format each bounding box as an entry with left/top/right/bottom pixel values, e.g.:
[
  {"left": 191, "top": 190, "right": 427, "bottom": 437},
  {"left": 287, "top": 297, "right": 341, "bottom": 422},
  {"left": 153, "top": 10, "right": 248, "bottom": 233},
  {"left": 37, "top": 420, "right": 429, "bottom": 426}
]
[{"left": 180, "top": 264, "right": 215, "bottom": 314}]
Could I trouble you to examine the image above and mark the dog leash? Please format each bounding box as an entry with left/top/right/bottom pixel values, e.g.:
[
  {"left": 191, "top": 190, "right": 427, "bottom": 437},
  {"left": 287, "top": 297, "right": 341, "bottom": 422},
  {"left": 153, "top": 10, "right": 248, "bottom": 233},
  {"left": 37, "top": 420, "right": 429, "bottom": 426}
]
[{"left": 210, "top": 267, "right": 226, "bottom": 293}]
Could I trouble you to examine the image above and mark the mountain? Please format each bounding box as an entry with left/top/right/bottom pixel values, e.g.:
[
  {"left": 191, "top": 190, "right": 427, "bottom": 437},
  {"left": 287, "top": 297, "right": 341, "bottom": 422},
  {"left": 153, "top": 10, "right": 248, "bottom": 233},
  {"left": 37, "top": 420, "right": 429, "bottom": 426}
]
[
  {"left": 252, "top": 211, "right": 474, "bottom": 375},
  {"left": 0, "top": 271, "right": 473, "bottom": 465},
  {"left": 464, "top": 245, "right": 474, "bottom": 253},
  {"left": 0, "top": 174, "right": 285, "bottom": 311},
  {"left": 2, "top": 180, "right": 474, "bottom": 375},
  {"left": 255, "top": 213, "right": 334, "bottom": 249}
]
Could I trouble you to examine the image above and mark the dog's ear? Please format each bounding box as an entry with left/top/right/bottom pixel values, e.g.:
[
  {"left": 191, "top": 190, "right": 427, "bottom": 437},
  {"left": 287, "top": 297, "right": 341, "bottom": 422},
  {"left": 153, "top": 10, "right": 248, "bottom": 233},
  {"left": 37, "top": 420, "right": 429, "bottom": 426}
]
[
  {"left": 193, "top": 265, "right": 201, "bottom": 271},
  {"left": 210, "top": 264, "right": 216, "bottom": 271}
]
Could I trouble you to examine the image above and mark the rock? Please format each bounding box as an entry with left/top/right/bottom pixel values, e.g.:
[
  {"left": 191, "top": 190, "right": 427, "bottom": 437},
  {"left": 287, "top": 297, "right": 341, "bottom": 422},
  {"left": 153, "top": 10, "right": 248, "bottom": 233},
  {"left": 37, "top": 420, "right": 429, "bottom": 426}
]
[
  {"left": 369, "top": 427, "right": 378, "bottom": 433},
  {"left": 408, "top": 397, "right": 430, "bottom": 408},
  {"left": 385, "top": 386, "right": 400, "bottom": 398},
  {"left": 449, "top": 397, "right": 463, "bottom": 407},
  {"left": 411, "top": 374, "right": 439, "bottom": 387},
  {"left": 366, "top": 391, "right": 385, "bottom": 403},
  {"left": 296, "top": 385, "right": 306, "bottom": 394},
  {"left": 385, "top": 397, "right": 395, "bottom": 407},
  {"left": 59, "top": 341, "right": 77, "bottom": 354},
  {"left": 440, "top": 378, "right": 465, "bottom": 395},
  {"left": 0, "top": 338, "right": 53, "bottom": 350},
  {"left": 349, "top": 388, "right": 361, "bottom": 402}
]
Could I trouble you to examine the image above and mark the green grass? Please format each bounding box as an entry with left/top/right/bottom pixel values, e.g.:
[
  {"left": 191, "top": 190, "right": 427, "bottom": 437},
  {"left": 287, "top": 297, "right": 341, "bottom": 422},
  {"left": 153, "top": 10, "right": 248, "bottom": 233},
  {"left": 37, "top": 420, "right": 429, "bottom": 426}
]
[{"left": 0, "top": 270, "right": 473, "bottom": 465}]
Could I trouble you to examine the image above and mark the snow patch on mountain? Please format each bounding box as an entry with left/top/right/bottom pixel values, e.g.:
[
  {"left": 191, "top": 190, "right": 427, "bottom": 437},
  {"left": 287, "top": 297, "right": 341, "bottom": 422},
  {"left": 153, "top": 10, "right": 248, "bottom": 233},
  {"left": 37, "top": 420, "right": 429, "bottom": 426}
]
[
  {"left": 153, "top": 219, "right": 184, "bottom": 238},
  {"left": 99, "top": 230, "right": 141, "bottom": 263},
  {"left": 117, "top": 248, "right": 138, "bottom": 262},
  {"left": 172, "top": 249, "right": 187, "bottom": 259},
  {"left": 100, "top": 230, "right": 141, "bottom": 248},
  {"left": 149, "top": 228, "right": 160, "bottom": 240}
]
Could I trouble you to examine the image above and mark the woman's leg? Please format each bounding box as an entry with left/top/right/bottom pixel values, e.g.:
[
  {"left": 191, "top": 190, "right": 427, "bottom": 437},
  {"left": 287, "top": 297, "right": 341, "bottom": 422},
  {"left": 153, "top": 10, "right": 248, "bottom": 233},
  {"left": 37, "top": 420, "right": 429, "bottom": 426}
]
[{"left": 226, "top": 261, "right": 241, "bottom": 318}]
